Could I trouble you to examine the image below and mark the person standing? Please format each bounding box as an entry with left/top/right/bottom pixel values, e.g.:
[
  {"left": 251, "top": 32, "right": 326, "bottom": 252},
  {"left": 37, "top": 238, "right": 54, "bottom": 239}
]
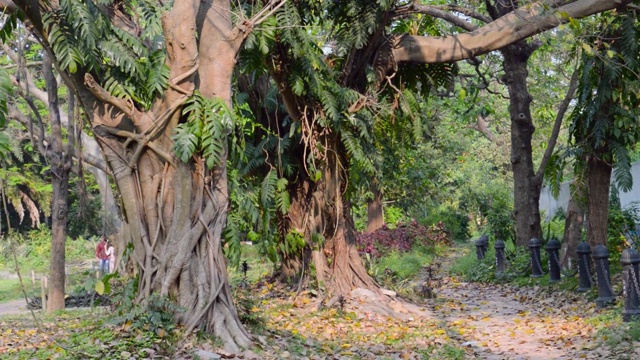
[
  {"left": 95, "top": 236, "right": 109, "bottom": 275},
  {"left": 106, "top": 241, "right": 116, "bottom": 274}
]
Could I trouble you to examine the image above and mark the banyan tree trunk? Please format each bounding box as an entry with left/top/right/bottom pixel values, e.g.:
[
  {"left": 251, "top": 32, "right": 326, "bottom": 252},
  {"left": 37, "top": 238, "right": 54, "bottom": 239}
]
[
  {"left": 280, "top": 135, "right": 379, "bottom": 296},
  {"left": 70, "top": 2, "right": 250, "bottom": 351}
]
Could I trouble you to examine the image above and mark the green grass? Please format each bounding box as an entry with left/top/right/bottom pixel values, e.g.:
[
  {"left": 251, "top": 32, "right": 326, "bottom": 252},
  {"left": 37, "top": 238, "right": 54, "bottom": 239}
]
[
  {"left": 0, "top": 278, "right": 39, "bottom": 303},
  {"left": 376, "top": 249, "right": 435, "bottom": 280},
  {"left": 227, "top": 243, "right": 274, "bottom": 286},
  {"left": 0, "top": 230, "right": 95, "bottom": 273}
]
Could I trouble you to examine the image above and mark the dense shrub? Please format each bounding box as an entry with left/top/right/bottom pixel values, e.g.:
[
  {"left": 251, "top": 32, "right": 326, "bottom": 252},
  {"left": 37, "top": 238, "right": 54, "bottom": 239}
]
[
  {"left": 355, "top": 220, "right": 450, "bottom": 258},
  {"left": 607, "top": 203, "right": 640, "bottom": 267},
  {"left": 423, "top": 206, "right": 470, "bottom": 242}
]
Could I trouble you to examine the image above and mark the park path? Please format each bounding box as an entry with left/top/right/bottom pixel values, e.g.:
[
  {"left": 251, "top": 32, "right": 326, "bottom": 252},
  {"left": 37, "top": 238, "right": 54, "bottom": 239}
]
[
  {"left": 427, "top": 247, "right": 635, "bottom": 360},
  {"left": 0, "top": 299, "right": 30, "bottom": 316}
]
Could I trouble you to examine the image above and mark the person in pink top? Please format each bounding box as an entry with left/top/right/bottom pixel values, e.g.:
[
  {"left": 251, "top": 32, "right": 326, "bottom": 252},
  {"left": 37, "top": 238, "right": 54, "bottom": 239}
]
[
  {"left": 96, "top": 236, "right": 109, "bottom": 275},
  {"left": 106, "top": 241, "right": 116, "bottom": 273}
]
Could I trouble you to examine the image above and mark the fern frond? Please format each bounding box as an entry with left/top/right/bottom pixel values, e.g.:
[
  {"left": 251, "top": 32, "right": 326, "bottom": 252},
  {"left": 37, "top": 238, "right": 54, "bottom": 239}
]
[
  {"left": 260, "top": 170, "right": 278, "bottom": 208},
  {"left": 612, "top": 142, "right": 633, "bottom": 192}
]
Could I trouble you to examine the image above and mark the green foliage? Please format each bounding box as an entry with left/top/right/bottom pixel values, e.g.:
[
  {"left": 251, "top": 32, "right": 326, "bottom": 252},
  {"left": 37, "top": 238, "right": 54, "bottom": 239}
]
[
  {"left": 569, "top": 11, "right": 640, "bottom": 189},
  {"left": 541, "top": 214, "right": 566, "bottom": 243},
  {"left": 0, "top": 278, "right": 38, "bottom": 303},
  {"left": 42, "top": 0, "right": 169, "bottom": 109},
  {"left": 607, "top": 201, "right": 640, "bottom": 267},
  {"left": 282, "top": 230, "right": 305, "bottom": 256},
  {"left": 423, "top": 205, "right": 470, "bottom": 242},
  {"left": 173, "top": 93, "right": 234, "bottom": 169},
  {"left": 481, "top": 184, "right": 515, "bottom": 242},
  {"left": 0, "top": 69, "right": 11, "bottom": 128},
  {"left": 383, "top": 205, "right": 409, "bottom": 229},
  {"left": 233, "top": 286, "right": 266, "bottom": 330},
  {"left": 112, "top": 289, "right": 180, "bottom": 336},
  {"left": 0, "top": 229, "right": 94, "bottom": 273},
  {"left": 375, "top": 250, "right": 433, "bottom": 282},
  {"left": 449, "top": 245, "right": 531, "bottom": 284}
]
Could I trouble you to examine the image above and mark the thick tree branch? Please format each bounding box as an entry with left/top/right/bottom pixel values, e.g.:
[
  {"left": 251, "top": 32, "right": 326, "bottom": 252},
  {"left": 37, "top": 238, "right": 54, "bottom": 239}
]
[
  {"left": 392, "top": 0, "right": 633, "bottom": 64},
  {"left": 394, "top": 5, "right": 479, "bottom": 32},
  {"left": 534, "top": 68, "right": 579, "bottom": 182},
  {"left": 84, "top": 73, "right": 137, "bottom": 119}
]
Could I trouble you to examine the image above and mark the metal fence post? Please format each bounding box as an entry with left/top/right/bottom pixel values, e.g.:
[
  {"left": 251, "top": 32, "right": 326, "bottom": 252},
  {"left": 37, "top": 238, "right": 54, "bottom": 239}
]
[
  {"left": 545, "top": 239, "right": 561, "bottom": 282},
  {"left": 593, "top": 244, "right": 615, "bottom": 308},
  {"left": 495, "top": 239, "right": 506, "bottom": 273},
  {"left": 476, "top": 235, "right": 488, "bottom": 260},
  {"left": 529, "top": 238, "right": 543, "bottom": 278},
  {"left": 621, "top": 248, "right": 640, "bottom": 321},
  {"left": 577, "top": 242, "right": 592, "bottom": 292}
]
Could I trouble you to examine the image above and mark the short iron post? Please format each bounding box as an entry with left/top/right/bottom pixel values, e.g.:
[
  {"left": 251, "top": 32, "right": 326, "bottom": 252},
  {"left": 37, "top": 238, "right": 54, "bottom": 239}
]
[
  {"left": 593, "top": 244, "right": 615, "bottom": 308},
  {"left": 480, "top": 234, "right": 489, "bottom": 254},
  {"left": 621, "top": 248, "right": 640, "bottom": 321},
  {"left": 577, "top": 242, "right": 592, "bottom": 292},
  {"left": 495, "top": 239, "right": 506, "bottom": 273},
  {"left": 529, "top": 238, "right": 543, "bottom": 278},
  {"left": 545, "top": 239, "right": 561, "bottom": 282},
  {"left": 476, "top": 236, "right": 488, "bottom": 260}
]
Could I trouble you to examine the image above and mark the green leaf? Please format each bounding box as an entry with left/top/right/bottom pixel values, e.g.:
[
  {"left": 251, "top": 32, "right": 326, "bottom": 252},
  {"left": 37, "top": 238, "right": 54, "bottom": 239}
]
[
  {"left": 95, "top": 280, "right": 105, "bottom": 295},
  {"left": 458, "top": 88, "right": 466, "bottom": 101}
]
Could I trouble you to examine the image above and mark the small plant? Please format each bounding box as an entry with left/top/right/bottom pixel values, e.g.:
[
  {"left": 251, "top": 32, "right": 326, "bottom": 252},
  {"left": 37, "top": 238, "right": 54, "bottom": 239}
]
[
  {"left": 233, "top": 286, "right": 265, "bottom": 330},
  {"left": 112, "top": 293, "right": 181, "bottom": 336},
  {"left": 449, "top": 244, "right": 532, "bottom": 283}
]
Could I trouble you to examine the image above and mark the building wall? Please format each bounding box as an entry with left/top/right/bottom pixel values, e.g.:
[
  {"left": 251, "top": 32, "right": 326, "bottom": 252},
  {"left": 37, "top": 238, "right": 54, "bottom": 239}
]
[{"left": 539, "top": 161, "right": 640, "bottom": 221}]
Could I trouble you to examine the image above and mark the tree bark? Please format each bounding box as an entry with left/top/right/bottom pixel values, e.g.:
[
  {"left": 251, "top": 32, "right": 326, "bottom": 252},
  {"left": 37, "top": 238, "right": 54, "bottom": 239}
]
[
  {"left": 560, "top": 181, "right": 586, "bottom": 268},
  {"left": 501, "top": 44, "right": 542, "bottom": 247},
  {"left": 389, "top": 0, "right": 633, "bottom": 65},
  {"left": 9, "top": 0, "right": 255, "bottom": 351},
  {"left": 43, "top": 52, "right": 72, "bottom": 313},
  {"left": 586, "top": 155, "right": 612, "bottom": 246},
  {"left": 280, "top": 135, "right": 379, "bottom": 296},
  {"left": 366, "top": 179, "right": 384, "bottom": 233}
]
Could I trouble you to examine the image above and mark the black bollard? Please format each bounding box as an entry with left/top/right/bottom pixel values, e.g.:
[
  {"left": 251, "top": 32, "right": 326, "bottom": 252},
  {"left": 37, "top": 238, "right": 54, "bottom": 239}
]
[
  {"left": 621, "top": 248, "right": 640, "bottom": 322},
  {"left": 545, "top": 239, "right": 561, "bottom": 282},
  {"left": 476, "top": 236, "right": 488, "bottom": 260},
  {"left": 495, "top": 239, "right": 506, "bottom": 273},
  {"left": 529, "top": 238, "right": 543, "bottom": 278},
  {"left": 480, "top": 234, "right": 489, "bottom": 254},
  {"left": 577, "top": 242, "right": 592, "bottom": 292},
  {"left": 593, "top": 244, "right": 615, "bottom": 308}
]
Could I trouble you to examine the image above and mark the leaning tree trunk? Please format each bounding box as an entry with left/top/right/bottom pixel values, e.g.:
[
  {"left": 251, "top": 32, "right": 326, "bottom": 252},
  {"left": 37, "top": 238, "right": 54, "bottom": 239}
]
[
  {"left": 366, "top": 178, "right": 384, "bottom": 233},
  {"left": 560, "top": 180, "right": 586, "bottom": 268},
  {"left": 501, "top": 43, "right": 543, "bottom": 247},
  {"left": 281, "top": 135, "right": 379, "bottom": 296},
  {"left": 586, "top": 154, "right": 612, "bottom": 246}
]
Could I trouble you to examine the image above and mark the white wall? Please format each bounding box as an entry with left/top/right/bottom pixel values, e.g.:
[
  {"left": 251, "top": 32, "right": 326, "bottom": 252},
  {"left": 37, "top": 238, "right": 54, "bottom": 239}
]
[{"left": 540, "top": 161, "right": 640, "bottom": 221}]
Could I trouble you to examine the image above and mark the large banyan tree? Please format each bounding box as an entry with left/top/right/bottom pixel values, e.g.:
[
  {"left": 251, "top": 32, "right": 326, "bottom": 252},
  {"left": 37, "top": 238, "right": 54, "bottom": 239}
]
[
  {"left": 1, "top": 0, "right": 633, "bottom": 351},
  {"left": 3, "top": 0, "right": 288, "bottom": 351}
]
